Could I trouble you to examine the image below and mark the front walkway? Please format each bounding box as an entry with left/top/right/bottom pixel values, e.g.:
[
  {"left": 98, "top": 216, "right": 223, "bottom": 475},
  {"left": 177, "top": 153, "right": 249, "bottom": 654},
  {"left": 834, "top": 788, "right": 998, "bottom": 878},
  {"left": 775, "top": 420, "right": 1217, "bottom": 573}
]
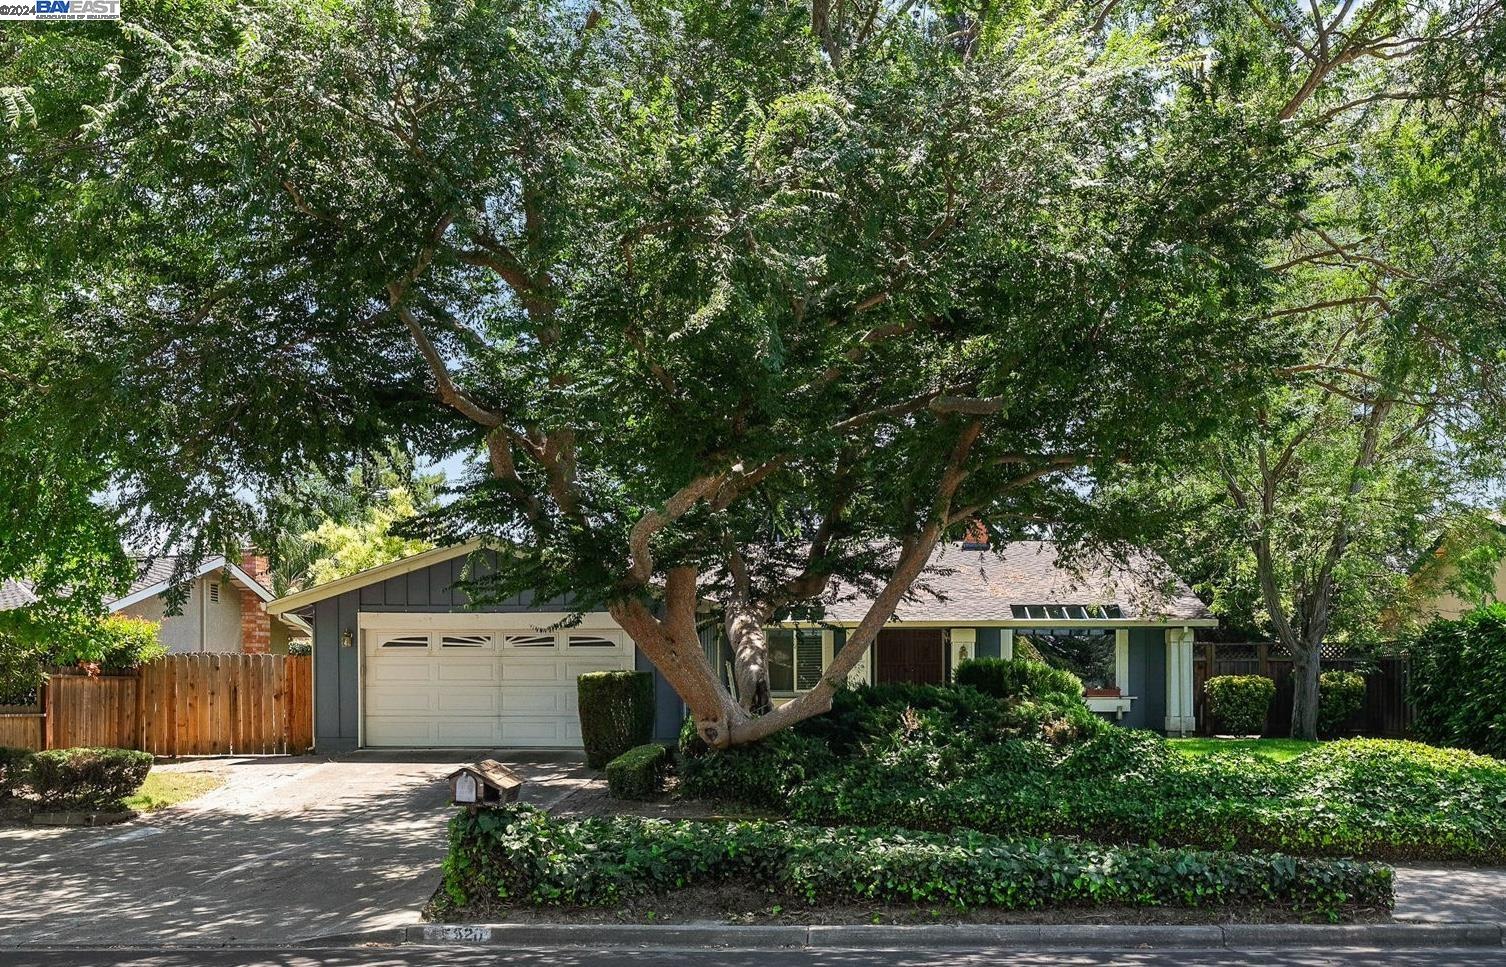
[{"left": 0, "top": 750, "right": 591, "bottom": 946}]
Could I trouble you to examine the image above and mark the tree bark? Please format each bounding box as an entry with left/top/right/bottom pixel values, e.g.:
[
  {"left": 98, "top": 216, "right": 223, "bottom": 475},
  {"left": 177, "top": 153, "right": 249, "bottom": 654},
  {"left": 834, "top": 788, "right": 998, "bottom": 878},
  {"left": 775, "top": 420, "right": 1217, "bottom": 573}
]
[
  {"left": 725, "top": 602, "right": 773, "bottom": 715},
  {"left": 1289, "top": 640, "right": 1320, "bottom": 740}
]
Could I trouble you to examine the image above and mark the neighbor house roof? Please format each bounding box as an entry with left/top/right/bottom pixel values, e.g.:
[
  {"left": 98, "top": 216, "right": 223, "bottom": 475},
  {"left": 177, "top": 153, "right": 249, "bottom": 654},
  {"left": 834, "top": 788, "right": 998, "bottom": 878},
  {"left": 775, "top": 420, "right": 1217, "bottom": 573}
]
[
  {"left": 112, "top": 554, "right": 275, "bottom": 612},
  {"left": 0, "top": 558, "right": 311, "bottom": 635},
  {"left": 817, "top": 540, "right": 1214, "bottom": 625},
  {"left": 114, "top": 555, "right": 312, "bottom": 636},
  {"left": 0, "top": 579, "right": 37, "bottom": 611}
]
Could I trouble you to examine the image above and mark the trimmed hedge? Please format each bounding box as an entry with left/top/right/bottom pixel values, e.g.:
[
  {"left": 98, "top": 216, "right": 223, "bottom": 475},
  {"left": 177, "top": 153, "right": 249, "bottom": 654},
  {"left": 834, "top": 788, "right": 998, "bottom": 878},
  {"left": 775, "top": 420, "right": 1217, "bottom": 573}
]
[
  {"left": 953, "top": 658, "right": 1084, "bottom": 702},
  {"left": 1410, "top": 605, "right": 1506, "bottom": 758},
  {"left": 28, "top": 747, "right": 153, "bottom": 811},
  {"left": 1318, "top": 671, "right": 1367, "bottom": 737},
  {"left": 0, "top": 747, "right": 31, "bottom": 799},
  {"left": 439, "top": 805, "right": 1391, "bottom": 915},
  {"left": 577, "top": 671, "right": 655, "bottom": 769},
  {"left": 1204, "top": 675, "right": 1275, "bottom": 735},
  {"left": 605, "top": 743, "right": 668, "bottom": 800}
]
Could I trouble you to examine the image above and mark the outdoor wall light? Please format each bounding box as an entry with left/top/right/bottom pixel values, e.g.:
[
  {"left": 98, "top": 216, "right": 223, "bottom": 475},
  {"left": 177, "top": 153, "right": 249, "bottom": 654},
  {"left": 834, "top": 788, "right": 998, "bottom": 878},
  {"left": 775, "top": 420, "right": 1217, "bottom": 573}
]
[{"left": 340, "top": 629, "right": 354, "bottom": 649}]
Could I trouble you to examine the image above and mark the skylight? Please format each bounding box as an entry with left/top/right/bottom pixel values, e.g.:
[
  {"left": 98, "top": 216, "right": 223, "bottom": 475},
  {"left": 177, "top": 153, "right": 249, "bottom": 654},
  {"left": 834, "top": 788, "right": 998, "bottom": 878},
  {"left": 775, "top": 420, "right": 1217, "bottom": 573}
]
[{"left": 1010, "top": 604, "right": 1123, "bottom": 620}]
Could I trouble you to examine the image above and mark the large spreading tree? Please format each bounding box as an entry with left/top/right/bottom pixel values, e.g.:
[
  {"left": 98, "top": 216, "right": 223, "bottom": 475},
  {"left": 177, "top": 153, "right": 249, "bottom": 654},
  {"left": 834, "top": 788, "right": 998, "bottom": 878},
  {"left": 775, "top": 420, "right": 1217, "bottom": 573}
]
[{"left": 12, "top": 0, "right": 1493, "bottom": 745}]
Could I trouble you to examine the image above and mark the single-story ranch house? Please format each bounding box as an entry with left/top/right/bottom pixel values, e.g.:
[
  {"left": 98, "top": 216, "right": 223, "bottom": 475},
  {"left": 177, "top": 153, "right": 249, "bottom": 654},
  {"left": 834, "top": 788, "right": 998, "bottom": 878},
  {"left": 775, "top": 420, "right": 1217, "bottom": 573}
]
[{"left": 267, "top": 540, "right": 1214, "bottom": 753}]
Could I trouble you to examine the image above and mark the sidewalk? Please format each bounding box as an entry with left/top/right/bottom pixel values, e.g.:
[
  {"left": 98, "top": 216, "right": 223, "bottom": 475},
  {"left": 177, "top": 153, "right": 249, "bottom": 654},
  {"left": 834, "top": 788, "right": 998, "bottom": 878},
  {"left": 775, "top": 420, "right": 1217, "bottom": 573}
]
[{"left": 1393, "top": 865, "right": 1506, "bottom": 922}]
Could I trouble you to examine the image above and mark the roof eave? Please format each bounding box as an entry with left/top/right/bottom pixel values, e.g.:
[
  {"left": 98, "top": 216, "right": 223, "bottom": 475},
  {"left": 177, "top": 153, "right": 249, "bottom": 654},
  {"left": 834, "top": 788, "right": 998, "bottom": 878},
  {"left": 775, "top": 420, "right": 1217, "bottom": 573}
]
[{"left": 266, "top": 540, "right": 485, "bottom": 615}]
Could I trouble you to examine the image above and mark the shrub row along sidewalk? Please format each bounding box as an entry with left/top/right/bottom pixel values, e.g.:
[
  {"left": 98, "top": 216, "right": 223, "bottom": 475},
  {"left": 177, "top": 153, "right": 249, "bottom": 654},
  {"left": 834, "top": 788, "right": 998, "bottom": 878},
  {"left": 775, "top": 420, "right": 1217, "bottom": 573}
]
[{"left": 438, "top": 805, "right": 1391, "bottom": 918}]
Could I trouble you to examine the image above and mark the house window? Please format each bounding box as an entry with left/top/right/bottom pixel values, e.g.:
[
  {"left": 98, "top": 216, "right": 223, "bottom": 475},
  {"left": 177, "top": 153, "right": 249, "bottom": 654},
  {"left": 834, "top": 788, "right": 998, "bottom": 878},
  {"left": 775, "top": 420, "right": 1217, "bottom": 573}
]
[
  {"left": 567, "top": 634, "right": 618, "bottom": 649},
  {"left": 380, "top": 634, "right": 429, "bottom": 649},
  {"left": 208, "top": 581, "right": 220, "bottom": 604},
  {"left": 502, "top": 633, "right": 556, "bottom": 648},
  {"left": 1015, "top": 627, "right": 1118, "bottom": 692},
  {"left": 768, "top": 628, "right": 824, "bottom": 693}
]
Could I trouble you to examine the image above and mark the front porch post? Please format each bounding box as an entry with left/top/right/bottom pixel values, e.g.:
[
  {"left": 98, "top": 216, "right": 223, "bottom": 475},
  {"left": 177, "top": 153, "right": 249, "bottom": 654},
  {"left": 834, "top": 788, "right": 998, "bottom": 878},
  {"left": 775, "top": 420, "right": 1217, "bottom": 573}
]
[{"left": 1164, "top": 626, "right": 1196, "bottom": 735}]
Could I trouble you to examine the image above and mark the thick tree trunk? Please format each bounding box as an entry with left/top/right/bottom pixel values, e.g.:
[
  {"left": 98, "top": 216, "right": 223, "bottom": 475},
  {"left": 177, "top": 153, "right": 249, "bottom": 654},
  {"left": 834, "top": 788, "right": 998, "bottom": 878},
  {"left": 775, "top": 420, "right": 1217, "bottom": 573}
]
[
  {"left": 1289, "top": 643, "right": 1320, "bottom": 740},
  {"left": 725, "top": 603, "right": 773, "bottom": 715}
]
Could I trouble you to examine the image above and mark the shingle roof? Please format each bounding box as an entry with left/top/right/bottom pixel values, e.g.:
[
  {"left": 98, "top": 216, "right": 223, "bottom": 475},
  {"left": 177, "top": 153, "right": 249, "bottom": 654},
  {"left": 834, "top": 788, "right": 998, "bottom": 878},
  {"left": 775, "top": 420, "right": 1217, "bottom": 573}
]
[
  {"left": 0, "top": 579, "right": 37, "bottom": 611},
  {"left": 819, "top": 540, "right": 1212, "bottom": 623},
  {"left": 126, "top": 556, "right": 186, "bottom": 599}
]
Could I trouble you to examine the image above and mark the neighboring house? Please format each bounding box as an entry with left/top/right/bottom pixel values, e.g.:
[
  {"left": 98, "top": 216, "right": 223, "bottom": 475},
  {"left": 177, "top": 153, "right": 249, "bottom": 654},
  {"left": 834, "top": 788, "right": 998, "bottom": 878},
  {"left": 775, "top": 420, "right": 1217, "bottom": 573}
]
[
  {"left": 114, "top": 553, "right": 311, "bottom": 654},
  {"left": 1399, "top": 513, "right": 1506, "bottom": 626},
  {"left": 1, "top": 555, "right": 310, "bottom": 654},
  {"left": 0, "top": 578, "right": 37, "bottom": 612},
  {"left": 269, "top": 538, "right": 1214, "bottom": 753}
]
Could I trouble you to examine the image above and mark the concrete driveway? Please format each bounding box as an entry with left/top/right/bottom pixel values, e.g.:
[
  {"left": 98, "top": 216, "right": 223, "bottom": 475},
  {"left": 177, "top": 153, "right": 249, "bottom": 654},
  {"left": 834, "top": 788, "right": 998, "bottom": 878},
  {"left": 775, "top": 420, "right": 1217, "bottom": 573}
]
[{"left": 0, "top": 751, "right": 592, "bottom": 947}]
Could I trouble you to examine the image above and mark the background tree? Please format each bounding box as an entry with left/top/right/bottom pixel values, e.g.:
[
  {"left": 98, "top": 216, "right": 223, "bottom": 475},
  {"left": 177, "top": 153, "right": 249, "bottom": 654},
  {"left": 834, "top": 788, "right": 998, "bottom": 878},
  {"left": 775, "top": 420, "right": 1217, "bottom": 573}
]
[
  {"left": 262, "top": 449, "right": 444, "bottom": 596},
  {"left": 0, "top": 0, "right": 1400, "bottom": 746},
  {"left": 1104, "top": 0, "right": 1506, "bottom": 738}
]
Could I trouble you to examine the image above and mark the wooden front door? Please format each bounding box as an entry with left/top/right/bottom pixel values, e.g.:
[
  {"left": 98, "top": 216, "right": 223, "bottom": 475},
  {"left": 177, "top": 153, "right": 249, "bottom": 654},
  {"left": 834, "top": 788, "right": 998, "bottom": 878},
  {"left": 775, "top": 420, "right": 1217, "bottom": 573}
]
[{"left": 875, "top": 629, "right": 946, "bottom": 685}]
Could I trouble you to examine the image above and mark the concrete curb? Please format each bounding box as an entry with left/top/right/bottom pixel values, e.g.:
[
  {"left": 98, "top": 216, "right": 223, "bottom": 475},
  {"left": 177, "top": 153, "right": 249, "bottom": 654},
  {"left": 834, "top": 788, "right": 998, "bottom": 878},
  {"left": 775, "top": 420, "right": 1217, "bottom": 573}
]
[{"left": 400, "top": 920, "right": 1506, "bottom": 950}]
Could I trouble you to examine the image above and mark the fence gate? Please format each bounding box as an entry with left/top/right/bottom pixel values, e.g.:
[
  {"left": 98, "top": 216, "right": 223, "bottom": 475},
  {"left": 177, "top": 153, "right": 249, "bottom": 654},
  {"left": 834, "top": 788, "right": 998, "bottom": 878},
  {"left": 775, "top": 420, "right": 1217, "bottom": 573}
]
[{"left": 35, "top": 653, "right": 312, "bottom": 756}]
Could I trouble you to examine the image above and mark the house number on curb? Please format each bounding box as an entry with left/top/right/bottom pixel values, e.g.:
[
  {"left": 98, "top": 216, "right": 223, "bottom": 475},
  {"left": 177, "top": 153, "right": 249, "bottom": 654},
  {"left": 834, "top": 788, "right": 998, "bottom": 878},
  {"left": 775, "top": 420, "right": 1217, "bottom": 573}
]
[{"left": 424, "top": 925, "right": 493, "bottom": 942}]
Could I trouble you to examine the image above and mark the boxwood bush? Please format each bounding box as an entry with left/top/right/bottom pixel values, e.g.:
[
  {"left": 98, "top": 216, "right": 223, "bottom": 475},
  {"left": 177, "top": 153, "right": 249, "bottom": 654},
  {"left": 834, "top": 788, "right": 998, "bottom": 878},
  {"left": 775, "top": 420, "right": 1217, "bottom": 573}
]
[
  {"left": 953, "top": 658, "right": 1084, "bottom": 702},
  {"left": 28, "top": 747, "right": 153, "bottom": 811},
  {"left": 1317, "top": 671, "right": 1367, "bottom": 737},
  {"left": 438, "top": 805, "right": 1391, "bottom": 916},
  {"left": 577, "top": 671, "right": 655, "bottom": 769},
  {"left": 1204, "top": 675, "right": 1275, "bottom": 735},
  {"left": 605, "top": 743, "right": 669, "bottom": 800},
  {"left": 1410, "top": 605, "right": 1506, "bottom": 758}
]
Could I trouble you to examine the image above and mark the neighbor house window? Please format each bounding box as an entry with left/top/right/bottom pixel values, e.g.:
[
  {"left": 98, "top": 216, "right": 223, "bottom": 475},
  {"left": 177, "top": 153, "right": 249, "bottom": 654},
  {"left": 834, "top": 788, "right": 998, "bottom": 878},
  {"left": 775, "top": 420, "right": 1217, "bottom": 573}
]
[
  {"left": 1015, "top": 627, "right": 1118, "bottom": 693},
  {"left": 768, "top": 628, "right": 824, "bottom": 693}
]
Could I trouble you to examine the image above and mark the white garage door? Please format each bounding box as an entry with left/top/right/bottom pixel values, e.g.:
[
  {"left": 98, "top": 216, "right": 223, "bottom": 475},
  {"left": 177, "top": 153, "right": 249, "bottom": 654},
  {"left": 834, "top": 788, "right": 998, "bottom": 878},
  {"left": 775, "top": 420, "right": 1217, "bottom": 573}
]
[{"left": 362, "top": 627, "right": 637, "bottom": 747}]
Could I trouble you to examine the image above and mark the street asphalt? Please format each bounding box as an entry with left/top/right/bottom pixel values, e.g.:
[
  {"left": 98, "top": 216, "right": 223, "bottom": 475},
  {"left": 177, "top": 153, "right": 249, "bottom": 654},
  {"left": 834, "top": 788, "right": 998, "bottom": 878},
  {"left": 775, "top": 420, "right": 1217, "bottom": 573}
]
[{"left": 2, "top": 945, "right": 1506, "bottom": 967}]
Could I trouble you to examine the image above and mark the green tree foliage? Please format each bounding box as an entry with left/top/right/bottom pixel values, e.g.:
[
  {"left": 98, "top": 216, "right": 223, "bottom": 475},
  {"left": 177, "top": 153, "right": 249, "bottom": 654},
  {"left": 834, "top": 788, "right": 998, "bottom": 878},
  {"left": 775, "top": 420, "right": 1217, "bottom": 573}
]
[
  {"left": 1410, "top": 604, "right": 1506, "bottom": 758},
  {"left": 1098, "top": 0, "right": 1506, "bottom": 737},
  {"left": 262, "top": 450, "right": 443, "bottom": 596},
  {"left": 3, "top": 0, "right": 1498, "bottom": 746}
]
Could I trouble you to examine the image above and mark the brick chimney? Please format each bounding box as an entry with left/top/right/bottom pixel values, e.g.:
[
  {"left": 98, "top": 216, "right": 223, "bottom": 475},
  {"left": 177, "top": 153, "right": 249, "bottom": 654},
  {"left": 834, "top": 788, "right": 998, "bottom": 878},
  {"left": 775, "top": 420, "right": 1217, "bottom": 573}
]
[
  {"left": 961, "top": 520, "right": 989, "bottom": 551},
  {"left": 237, "top": 550, "right": 272, "bottom": 655}
]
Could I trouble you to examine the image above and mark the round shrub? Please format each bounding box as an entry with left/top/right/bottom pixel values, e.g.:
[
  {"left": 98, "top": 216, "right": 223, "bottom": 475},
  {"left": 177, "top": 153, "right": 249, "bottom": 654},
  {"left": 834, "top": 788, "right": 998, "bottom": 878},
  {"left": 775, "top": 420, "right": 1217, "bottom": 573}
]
[
  {"left": 1410, "top": 605, "right": 1506, "bottom": 758},
  {"left": 954, "top": 657, "right": 1084, "bottom": 702},
  {"left": 1204, "top": 675, "right": 1275, "bottom": 736},
  {"left": 0, "top": 747, "right": 33, "bottom": 799},
  {"left": 577, "top": 670, "right": 655, "bottom": 769},
  {"left": 1317, "top": 671, "right": 1367, "bottom": 737},
  {"left": 28, "top": 747, "right": 153, "bottom": 811}
]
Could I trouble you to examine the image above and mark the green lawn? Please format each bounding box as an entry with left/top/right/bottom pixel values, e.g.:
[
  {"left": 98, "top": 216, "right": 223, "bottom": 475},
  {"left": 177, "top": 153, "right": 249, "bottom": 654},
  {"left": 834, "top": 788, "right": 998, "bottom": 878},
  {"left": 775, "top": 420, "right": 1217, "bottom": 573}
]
[
  {"left": 124, "top": 770, "right": 224, "bottom": 812},
  {"left": 1168, "top": 737, "right": 1321, "bottom": 763}
]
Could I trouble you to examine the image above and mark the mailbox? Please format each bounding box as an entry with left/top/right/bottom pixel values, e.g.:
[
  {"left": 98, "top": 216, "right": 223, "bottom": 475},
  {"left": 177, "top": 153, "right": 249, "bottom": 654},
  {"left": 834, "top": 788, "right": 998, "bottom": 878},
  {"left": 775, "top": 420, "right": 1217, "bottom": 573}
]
[{"left": 447, "top": 759, "right": 523, "bottom": 807}]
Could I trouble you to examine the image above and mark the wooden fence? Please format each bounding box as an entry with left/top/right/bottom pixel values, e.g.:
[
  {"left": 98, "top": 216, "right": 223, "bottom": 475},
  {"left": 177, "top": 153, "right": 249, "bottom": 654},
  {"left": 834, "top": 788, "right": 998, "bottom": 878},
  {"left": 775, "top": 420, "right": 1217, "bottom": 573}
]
[
  {"left": 3, "top": 653, "right": 312, "bottom": 756},
  {"left": 1193, "top": 641, "right": 1413, "bottom": 738}
]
